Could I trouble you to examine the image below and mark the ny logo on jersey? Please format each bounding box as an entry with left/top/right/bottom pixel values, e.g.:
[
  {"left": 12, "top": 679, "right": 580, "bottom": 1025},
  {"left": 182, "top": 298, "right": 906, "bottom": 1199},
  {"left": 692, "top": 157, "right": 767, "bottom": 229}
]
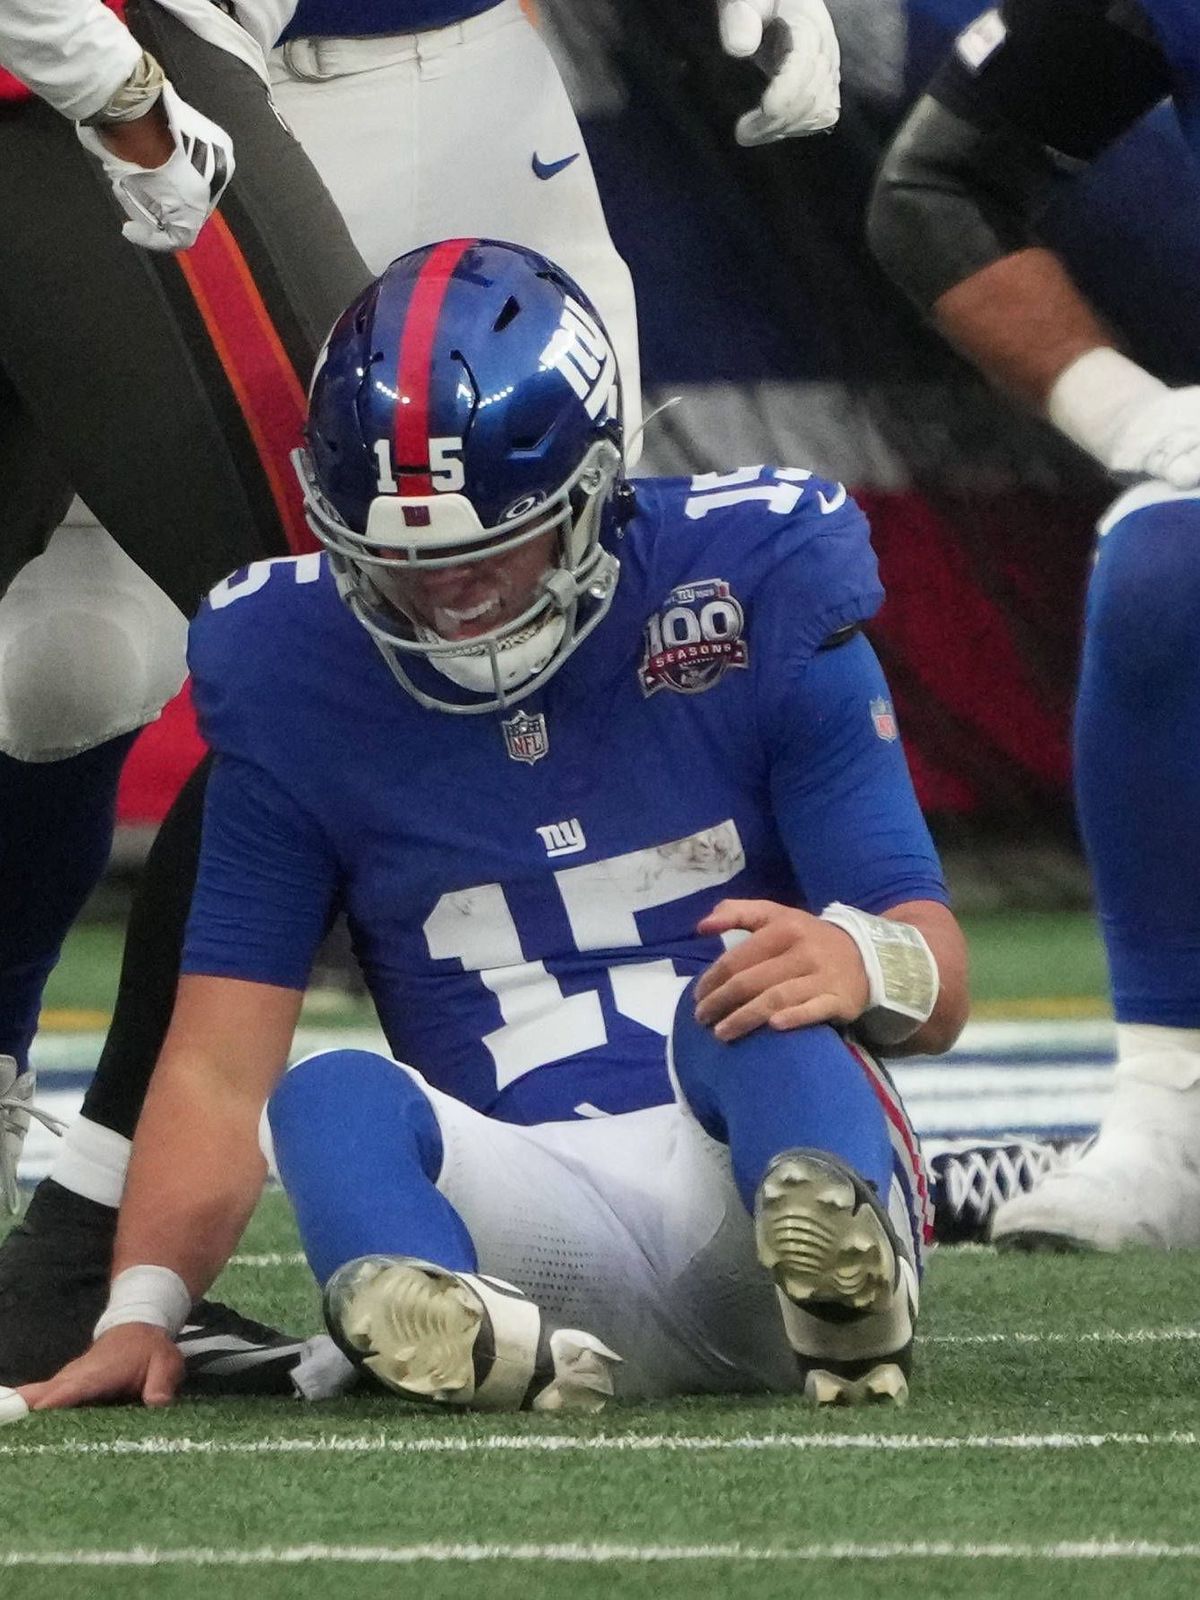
[
  {"left": 536, "top": 818, "right": 586, "bottom": 858},
  {"left": 501, "top": 709, "right": 549, "bottom": 764},
  {"left": 538, "top": 296, "right": 616, "bottom": 421}
]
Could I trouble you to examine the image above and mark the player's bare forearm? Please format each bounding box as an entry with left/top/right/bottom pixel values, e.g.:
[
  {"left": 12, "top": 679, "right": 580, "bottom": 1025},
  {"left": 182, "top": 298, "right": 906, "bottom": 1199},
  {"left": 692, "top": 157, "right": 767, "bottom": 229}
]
[
  {"left": 932, "top": 248, "right": 1116, "bottom": 412},
  {"left": 880, "top": 900, "right": 968, "bottom": 1057},
  {"left": 112, "top": 975, "right": 304, "bottom": 1296}
]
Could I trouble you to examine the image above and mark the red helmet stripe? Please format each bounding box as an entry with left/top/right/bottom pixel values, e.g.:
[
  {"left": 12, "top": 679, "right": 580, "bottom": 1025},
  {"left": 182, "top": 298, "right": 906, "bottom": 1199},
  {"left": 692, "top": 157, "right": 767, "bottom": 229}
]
[{"left": 392, "top": 238, "right": 477, "bottom": 495}]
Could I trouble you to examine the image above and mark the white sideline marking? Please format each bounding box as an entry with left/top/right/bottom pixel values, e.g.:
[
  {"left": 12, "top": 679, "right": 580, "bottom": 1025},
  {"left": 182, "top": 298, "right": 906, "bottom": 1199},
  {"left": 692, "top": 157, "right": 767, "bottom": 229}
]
[
  {"left": 4, "top": 1540, "right": 1200, "bottom": 1567},
  {"left": 3, "top": 1430, "right": 1199, "bottom": 1460},
  {"left": 228, "top": 1253, "right": 306, "bottom": 1268}
]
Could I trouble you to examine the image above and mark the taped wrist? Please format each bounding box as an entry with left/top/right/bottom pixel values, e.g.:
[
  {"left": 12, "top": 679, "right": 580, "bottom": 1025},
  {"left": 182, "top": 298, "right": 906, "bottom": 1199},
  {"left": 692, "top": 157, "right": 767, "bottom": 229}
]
[
  {"left": 94, "top": 1264, "right": 191, "bottom": 1339},
  {"left": 80, "top": 51, "right": 166, "bottom": 127},
  {"left": 1046, "top": 347, "right": 1168, "bottom": 470},
  {"left": 820, "top": 902, "right": 939, "bottom": 1049}
]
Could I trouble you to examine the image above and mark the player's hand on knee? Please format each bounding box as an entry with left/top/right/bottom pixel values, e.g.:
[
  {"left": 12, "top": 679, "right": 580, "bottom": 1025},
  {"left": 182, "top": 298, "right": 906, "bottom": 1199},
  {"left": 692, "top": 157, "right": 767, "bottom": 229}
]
[
  {"left": 18, "top": 1325, "right": 184, "bottom": 1412},
  {"left": 1109, "top": 386, "right": 1200, "bottom": 489},
  {"left": 77, "top": 82, "right": 235, "bottom": 252},
  {"left": 718, "top": 0, "right": 841, "bottom": 145},
  {"left": 693, "top": 898, "right": 869, "bottom": 1040}
]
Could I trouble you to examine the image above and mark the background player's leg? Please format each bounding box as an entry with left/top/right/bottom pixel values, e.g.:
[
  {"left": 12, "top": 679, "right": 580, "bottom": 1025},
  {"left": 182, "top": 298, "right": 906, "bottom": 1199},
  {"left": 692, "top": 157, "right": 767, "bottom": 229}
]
[
  {"left": 0, "top": 7, "right": 367, "bottom": 1375},
  {"left": 994, "top": 491, "right": 1200, "bottom": 1249},
  {"left": 270, "top": 3, "right": 643, "bottom": 450}
]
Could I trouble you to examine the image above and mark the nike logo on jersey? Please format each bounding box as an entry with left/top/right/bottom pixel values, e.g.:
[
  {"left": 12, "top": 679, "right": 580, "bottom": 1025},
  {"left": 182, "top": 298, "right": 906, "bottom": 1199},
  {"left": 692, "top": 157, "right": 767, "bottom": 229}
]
[{"left": 532, "top": 152, "right": 580, "bottom": 180}]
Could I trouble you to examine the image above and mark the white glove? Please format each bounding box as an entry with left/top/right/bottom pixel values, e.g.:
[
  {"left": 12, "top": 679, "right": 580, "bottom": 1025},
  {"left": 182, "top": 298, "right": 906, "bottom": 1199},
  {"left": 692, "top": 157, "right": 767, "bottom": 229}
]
[
  {"left": 76, "top": 81, "right": 235, "bottom": 251},
  {"left": 1048, "top": 349, "right": 1200, "bottom": 490},
  {"left": 1109, "top": 387, "right": 1200, "bottom": 489},
  {"left": 717, "top": 0, "right": 841, "bottom": 145}
]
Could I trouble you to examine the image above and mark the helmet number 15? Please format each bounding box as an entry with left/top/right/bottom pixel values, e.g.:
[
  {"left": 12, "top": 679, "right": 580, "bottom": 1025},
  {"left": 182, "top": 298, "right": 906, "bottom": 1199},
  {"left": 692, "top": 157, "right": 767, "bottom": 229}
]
[{"left": 373, "top": 437, "right": 465, "bottom": 493}]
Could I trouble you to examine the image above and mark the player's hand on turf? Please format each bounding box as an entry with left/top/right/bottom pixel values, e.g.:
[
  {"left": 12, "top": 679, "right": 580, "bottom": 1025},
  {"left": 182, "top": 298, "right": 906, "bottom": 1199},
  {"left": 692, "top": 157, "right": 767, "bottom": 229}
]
[
  {"left": 76, "top": 82, "right": 235, "bottom": 251},
  {"left": 1109, "top": 385, "right": 1200, "bottom": 489},
  {"left": 18, "top": 1324, "right": 184, "bottom": 1411},
  {"left": 694, "top": 898, "right": 869, "bottom": 1040},
  {"left": 717, "top": 0, "right": 841, "bottom": 145}
]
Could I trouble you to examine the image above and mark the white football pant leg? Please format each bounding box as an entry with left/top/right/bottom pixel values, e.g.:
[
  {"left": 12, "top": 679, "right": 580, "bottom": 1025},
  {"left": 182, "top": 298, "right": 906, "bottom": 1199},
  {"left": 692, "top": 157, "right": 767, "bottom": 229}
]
[
  {"left": 381, "top": 1061, "right": 808, "bottom": 1399},
  {"left": 0, "top": 513, "right": 187, "bottom": 761},
  {"left": 269, "top": 0, "right": 643, "bottom": 457}
]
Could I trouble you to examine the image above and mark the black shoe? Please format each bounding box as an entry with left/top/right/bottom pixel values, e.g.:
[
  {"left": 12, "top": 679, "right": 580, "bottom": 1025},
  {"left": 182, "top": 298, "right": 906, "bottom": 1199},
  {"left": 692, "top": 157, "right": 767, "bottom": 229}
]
[
  {"left": 929, "top": 1135, "right": 1095, "bottom": 1245},
  {"left": 0, "top": 1178, "right": 330, "bottom": 1396},
  {"left": 177, "top": 1299, "right": 325, "bottom": 1397},
  {"left": 0, "top": 1178, "right": 115, "bottom": 1385}
]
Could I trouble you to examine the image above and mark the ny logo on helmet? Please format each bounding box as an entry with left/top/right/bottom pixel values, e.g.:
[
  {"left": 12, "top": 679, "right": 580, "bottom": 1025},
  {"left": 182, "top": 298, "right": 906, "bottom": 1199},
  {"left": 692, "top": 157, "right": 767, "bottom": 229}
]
[{"left": 538, "top": 295, "right": 617, "bottom": 421}]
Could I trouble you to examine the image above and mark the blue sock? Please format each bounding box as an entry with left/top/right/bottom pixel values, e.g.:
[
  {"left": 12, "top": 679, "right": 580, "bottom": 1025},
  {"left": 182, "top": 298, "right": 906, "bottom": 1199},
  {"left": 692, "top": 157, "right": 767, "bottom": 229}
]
[
  {"left": 0, "top": 732, "right": 137, "bottom": 1069},
  {"left": 671, "top": 984, "right": 895, "bottom": 1212},
  {"left": 267, "top": 1049, "right": 477, "bottom": 1286},
  {"left": 1076, "top": 498, "right": 1200, "bottom": 1025}
]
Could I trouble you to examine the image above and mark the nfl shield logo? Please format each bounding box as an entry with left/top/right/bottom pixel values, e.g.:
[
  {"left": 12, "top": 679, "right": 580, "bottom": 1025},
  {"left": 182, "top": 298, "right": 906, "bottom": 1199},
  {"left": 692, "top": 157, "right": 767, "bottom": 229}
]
[
  {"left": 501, "top": 709, "right": 549, "bottom": 765},
  {"left": 870, "top": 697, "right": 898, "bottom": 742}
]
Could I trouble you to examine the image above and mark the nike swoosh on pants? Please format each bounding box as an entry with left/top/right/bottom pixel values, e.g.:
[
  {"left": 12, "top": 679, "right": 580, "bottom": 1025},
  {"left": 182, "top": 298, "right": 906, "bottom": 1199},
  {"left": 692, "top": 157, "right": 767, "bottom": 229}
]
[{"left": 531, "top": 152, "right": 580, "bottom": 180}]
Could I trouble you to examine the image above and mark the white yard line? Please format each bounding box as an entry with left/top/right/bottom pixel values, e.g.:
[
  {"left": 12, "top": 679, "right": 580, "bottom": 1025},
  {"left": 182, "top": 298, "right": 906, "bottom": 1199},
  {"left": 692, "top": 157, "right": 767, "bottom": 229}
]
[
  {"left": 924, "top": 1328, "right": 1200, "bottom": 1345},
  {"left": 4, "top": 1430, "right": 1199, "bottom": 1460},
  {"left": 3, "top": 1540, "right": 1200, "bottom": 1567}
]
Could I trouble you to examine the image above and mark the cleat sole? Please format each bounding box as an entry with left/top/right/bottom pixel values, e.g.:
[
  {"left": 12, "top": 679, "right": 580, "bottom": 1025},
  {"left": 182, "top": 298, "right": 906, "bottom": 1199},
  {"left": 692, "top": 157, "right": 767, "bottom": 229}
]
[
  {"left": 327, "top": 1258, "right": 483, "bottom": 1402},
  {"left": 755, "top": 1153, "right": 894, "bottom": 1314},
  {"left": 804, "top": 1362, "right": 909, "bottom": 1408}
]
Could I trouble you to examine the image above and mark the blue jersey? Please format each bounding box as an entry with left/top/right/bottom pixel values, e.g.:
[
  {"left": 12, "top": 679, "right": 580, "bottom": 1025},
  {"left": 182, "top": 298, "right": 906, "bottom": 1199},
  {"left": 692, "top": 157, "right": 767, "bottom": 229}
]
[
  {"left": 184, "top": 470, "right": 948, "bottom": 1124},
  {"left": 280, "top": 0, "right": 501, "bottom": 42}
]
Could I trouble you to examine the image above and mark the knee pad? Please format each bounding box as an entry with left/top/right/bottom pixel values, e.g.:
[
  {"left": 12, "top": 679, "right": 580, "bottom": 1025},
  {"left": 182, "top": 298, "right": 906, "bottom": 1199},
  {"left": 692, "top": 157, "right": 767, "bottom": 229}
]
[{"left": 0, "top": 520, "right": 187, "bottom": 761}]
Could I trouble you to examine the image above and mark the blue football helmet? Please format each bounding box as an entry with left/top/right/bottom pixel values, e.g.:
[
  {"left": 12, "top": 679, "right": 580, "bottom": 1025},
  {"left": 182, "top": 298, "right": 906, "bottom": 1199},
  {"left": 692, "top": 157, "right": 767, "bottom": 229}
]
[{"left": 294, "top": 239, "right": 625, "bottom": 713}]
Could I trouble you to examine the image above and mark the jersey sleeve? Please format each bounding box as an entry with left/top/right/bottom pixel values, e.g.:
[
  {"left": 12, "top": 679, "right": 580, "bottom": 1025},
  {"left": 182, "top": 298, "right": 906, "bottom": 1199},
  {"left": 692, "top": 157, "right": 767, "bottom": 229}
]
[
  {"left": 761, "top": 631, "right": 949, "bottom": 915},
  {"left": 930, "top": 0, "right": 1172, "bottom": 161},
  {"left": 0, "top": 0, "right": 140, "bottom": 120},
  {"left": 181, "top": 752, "right": 339, "bottom": 990}
]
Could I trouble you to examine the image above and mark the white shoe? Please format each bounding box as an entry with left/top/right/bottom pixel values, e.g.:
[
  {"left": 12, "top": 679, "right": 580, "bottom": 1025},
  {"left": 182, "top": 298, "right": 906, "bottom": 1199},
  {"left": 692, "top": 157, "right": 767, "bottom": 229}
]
[
  {"left": 323, "top": 1255, "right": 621, "bottom": 1412},
  {"left": 992, "top": 1073, "right": 1200, "bottom": 1251},
  {"left": 0, "top": 1059, "right": 66, "bottom": 1216},
  {"left": 755, "top": 1149, "right": 918, "bottom": 1406}
]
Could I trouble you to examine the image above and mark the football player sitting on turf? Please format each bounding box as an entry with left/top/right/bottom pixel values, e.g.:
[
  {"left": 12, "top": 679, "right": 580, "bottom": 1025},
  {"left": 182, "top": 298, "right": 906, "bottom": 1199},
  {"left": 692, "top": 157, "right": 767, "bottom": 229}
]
[{"left": 18, "top": 242, "right": 967, "bottom": 1416}]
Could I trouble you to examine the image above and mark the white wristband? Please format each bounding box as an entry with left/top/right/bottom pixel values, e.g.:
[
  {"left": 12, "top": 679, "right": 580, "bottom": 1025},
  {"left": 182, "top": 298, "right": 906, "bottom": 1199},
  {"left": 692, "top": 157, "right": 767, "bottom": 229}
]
[
  {"left": 1046, "top": 348, "right": 1167, "bottom": 471},
  {"left": 93, "top": 1265, "right": 191, "bottom": 1340},
  {"left": 820, "top": 902, "right": 939, "bottom": 1049}
]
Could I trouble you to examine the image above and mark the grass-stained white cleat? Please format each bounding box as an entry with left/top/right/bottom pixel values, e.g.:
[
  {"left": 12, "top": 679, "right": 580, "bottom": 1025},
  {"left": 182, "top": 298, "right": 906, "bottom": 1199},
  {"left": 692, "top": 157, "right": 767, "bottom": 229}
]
[
  {"left": 992, "top": 1071, "right": 1200, "bottom": 1252},
  {"left": 323, "top": 1255, "right": 620, "bottom": 1412},
  {"left": 755, "top": 1148, "right": 918, "bottom": 1407}
]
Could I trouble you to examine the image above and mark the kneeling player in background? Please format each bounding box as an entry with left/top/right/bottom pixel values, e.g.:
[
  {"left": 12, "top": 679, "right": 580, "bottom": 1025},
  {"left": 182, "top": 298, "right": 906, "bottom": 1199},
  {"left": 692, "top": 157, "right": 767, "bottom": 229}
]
[
  {"left": 869, "top": 0, "right": 1200, "bottom": 1249},
  {"left": 19, "top": 242, "right": 966, "bottom": 1415}
]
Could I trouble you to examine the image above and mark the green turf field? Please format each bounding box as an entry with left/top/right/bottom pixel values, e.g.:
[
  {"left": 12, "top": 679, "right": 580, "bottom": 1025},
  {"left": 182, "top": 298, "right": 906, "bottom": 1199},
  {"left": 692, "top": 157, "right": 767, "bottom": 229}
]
[
  {"left": 4, "top": 1191, "right": 1200, "bottom": 1598},
  {"left": 8, "top": 907, "right": 1159, "bottom": 1597}
]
